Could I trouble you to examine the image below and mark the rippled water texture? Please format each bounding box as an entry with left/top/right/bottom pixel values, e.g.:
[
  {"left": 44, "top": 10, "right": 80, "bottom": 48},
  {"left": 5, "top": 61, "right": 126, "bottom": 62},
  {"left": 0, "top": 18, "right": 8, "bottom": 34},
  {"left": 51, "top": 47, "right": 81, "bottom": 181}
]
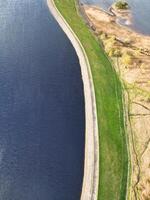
[
  {"left": 81, "top": 0, "right": 150, "bottom": 34},
  {"left": 0, "top": 0, "right": 85, "bottom": 199}
]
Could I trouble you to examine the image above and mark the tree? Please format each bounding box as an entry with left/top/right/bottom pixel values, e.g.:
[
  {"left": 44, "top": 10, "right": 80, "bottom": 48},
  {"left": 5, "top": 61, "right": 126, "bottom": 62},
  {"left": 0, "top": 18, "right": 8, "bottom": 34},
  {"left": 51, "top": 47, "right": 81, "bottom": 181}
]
[{"left": 115, "top": 1, "right": 129, "bottom": 9}]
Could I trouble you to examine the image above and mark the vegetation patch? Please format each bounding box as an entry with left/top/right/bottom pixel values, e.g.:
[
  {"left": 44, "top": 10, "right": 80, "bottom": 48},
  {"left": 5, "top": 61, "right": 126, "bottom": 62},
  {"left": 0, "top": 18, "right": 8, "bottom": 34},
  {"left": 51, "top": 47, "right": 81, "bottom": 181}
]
[{"left": 115, "top": 0, "right": 129, "bottom": 10}]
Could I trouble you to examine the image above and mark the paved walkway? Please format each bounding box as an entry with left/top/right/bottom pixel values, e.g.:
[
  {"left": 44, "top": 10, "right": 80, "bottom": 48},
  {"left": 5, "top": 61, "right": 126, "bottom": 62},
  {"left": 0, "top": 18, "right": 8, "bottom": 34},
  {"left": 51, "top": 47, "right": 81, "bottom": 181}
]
[{"left": 47, "top": 1, "right": 99, "bottom": 199}]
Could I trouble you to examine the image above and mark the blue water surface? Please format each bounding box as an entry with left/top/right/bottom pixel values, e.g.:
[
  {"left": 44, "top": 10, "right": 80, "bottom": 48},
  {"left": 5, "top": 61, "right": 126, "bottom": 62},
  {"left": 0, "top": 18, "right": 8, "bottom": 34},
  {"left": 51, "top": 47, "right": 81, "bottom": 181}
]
[{"left": 0, "top": 0, "right": 85, "bottom": 199}]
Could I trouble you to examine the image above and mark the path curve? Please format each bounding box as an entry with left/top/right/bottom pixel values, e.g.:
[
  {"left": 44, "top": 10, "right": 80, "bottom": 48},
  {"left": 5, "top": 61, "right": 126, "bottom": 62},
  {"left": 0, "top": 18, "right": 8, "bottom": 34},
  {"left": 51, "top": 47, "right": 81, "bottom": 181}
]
[{"left": 47, "top": 1, "right": 99, "bottom": 199}]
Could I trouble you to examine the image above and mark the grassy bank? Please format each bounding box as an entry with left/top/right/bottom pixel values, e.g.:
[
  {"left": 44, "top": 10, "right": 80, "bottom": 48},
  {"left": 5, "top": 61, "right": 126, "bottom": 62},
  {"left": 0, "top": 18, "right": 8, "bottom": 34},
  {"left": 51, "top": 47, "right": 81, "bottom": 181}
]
[{"left": 54, "top": 0, "right": 128, "bottom": 199}]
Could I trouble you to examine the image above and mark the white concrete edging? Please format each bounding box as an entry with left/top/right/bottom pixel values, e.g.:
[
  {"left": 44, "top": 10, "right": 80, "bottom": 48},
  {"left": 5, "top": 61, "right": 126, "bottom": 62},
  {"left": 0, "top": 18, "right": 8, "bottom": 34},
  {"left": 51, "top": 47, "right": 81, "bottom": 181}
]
[{"left": 47, "top": 1, "right": 99, "bottom": 199}]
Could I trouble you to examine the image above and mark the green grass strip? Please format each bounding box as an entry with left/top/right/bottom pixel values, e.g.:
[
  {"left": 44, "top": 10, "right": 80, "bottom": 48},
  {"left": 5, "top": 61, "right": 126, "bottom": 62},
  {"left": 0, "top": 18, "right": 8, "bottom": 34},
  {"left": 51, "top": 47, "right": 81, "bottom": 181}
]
[{"left": 54, "top": 0, "right": 128, "bottom": 199}]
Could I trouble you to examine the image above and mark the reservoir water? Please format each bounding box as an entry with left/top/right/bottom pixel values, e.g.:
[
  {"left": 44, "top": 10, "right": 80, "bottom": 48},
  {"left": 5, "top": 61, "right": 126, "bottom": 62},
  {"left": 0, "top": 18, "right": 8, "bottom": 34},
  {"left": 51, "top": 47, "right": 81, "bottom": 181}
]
[
  {"left": 81, "top": 0, "right": 150, "bottom": 35},
  {"left": 0, "top": 0, "right": 85, "bottom": 199}
]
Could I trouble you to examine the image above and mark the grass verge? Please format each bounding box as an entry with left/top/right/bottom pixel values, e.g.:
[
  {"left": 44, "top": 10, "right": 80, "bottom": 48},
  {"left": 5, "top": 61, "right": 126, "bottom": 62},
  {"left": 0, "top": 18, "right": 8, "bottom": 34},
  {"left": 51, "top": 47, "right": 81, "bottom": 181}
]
[{"left": 54, "top": 0, "right": 128, "bottom": 199}]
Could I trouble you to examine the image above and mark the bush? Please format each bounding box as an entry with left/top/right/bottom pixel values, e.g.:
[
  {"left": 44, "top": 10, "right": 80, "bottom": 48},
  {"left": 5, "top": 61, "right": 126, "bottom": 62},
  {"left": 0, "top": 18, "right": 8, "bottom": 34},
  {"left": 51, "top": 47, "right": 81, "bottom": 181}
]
[
  {"left": 115, "top": 1, "right": 129, "bottom": 9},
  {"left": 114, "top": 49, "right": 122, "bottom": 57},
  {"left": 105, "top": 43, "right": 113, "bottom": 54},
  {"left": 104, "top": 37, "right": 116, "bottom": 49},
  {"left": 124, "top": 38, "right": 132, "bottom": 46},
  {"left": 108, "top": 48, "right": 115, "bottom": 57},
  {"left": 122, "top": 52, "right": 133, "bottom": 65},
  {"left": 104, "top": 36, "right": 122, "bottom": 57},
  {"left": 108, "top": 48, "right": 122, "bottom": 57},
  {"left": 99, "top": 33, "right": 107, "bottom": 40}
]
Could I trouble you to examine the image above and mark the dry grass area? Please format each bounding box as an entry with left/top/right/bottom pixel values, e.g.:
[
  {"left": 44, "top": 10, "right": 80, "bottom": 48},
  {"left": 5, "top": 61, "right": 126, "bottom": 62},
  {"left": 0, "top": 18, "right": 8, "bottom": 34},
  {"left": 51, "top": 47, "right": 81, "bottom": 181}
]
[{"left": 83, "top": 5, "right": 150, "bottom": 200}]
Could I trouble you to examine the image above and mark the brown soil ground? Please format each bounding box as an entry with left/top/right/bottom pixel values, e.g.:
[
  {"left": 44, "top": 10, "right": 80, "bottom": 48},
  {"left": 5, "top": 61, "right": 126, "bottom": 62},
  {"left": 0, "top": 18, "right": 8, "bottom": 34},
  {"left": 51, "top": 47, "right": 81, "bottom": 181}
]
[{"left": 82, "top": 4, "right": 150, "bottom": 200}]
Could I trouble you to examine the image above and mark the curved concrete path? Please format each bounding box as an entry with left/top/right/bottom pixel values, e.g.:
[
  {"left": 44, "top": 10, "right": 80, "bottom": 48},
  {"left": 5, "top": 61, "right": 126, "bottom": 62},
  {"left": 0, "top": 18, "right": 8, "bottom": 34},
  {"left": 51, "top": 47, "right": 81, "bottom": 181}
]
[{"left": 47, "top": 1, "right": 99, "bottom": 199}]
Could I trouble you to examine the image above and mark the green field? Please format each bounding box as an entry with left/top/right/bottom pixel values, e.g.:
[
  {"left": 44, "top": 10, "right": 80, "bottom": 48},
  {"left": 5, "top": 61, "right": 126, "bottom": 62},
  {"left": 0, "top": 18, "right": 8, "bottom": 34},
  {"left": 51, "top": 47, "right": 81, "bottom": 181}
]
[{"left": 54, "top": 0, "right": 128, "bottom": 199}]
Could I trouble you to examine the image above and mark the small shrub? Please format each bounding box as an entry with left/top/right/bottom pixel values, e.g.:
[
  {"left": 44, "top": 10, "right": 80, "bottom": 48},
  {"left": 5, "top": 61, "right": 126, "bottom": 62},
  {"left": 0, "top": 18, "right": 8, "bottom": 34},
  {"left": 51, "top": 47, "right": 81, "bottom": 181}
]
[
  {"left": 140, "top": 63, "right": 146, "bottom": 69},
  {"left": 104, "top": 37, "right": 116, "bottom": 48},
  {"left": 147, "top": 97, "right": 150, "bottom": 103},
  {"left": 123, "top": 38, "right": 132, "bottom": 46},
  {"left": 114, "top": 49, "right": 122, "bottom": 57},
  {"left": 134, "top": 49, "right": 141, "bottom": 56},
  {"left": 108, "top": 48, "right": 115, "bottom": 57},
  {"left": 99, "top": 33, "right": 107, "bottom": 40},
  {"left": 105, "top": 45, "right": 112, "bottom": 54},
  {"left": 108, "top": 49, "right": 122, "bottom": 57},
  {"left": 115, "top": 1, "right": 129, "bottom": 9},
  {"left": 122, "top": 52, "right": 133, "bottom": 65}
]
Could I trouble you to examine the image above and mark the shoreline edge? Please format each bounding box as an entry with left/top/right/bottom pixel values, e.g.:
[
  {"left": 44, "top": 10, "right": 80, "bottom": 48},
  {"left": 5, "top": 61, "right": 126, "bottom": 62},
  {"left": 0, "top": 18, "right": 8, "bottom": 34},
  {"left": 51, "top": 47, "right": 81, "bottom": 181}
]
[{"left": 47, "top": 0, "right": 99, "bottom": 200}]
